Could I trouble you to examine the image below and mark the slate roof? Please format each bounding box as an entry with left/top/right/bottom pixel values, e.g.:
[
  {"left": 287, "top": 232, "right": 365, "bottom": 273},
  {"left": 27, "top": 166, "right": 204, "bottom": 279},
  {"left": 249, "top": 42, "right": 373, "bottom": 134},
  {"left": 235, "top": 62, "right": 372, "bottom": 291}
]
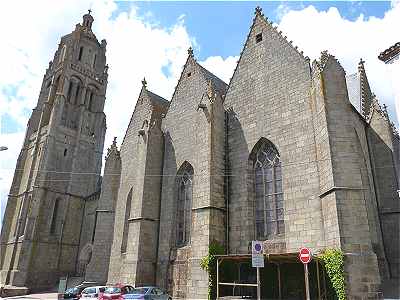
[{"left": 147, "top": 89, "right": 169, "bottom": 109}]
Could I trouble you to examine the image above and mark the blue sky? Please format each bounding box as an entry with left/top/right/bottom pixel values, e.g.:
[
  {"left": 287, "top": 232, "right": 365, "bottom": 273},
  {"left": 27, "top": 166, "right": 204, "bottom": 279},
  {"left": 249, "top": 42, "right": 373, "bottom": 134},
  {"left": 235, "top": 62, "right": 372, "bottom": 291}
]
[
  {"left": 130, "top": 1, "right": 392, "bottom": 59},
  {"left": 0, "top": 1, "right": 399, "bottom": 226}
]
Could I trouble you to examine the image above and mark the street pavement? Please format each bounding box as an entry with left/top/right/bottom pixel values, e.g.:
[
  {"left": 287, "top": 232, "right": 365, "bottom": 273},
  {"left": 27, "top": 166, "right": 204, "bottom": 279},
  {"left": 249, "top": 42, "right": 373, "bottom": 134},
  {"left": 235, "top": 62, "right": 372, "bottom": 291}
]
[{"left": 2, "top": 292, "right": 59, "bottom": 299}]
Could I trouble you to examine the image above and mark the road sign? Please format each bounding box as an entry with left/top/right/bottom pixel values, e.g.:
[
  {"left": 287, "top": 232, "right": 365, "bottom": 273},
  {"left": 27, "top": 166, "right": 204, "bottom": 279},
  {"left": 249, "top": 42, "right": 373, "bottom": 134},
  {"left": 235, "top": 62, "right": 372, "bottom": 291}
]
[
  {"left": 299, "top": 247, "right": 312, "bottom": 264},
  {"left": 252, "top": 241, "right": 264, "bottom": 268},
  {"left": 299, "top": 247, "right": 312, "bottom": 300}
]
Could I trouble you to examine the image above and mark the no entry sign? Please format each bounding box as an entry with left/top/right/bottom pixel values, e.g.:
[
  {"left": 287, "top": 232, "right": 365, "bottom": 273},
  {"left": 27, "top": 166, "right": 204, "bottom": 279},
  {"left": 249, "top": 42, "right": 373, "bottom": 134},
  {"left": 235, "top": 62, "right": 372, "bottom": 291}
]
[{"left": 299, "top": 247, "right": 312, "bottom": 264}]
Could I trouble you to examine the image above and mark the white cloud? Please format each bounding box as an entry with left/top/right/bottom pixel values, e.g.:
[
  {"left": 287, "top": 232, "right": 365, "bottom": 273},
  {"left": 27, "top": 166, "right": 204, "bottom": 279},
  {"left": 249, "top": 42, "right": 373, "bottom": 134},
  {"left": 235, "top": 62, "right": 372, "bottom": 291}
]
[{"left": 277, "top": 3, "right": 400, "bottom": 127}]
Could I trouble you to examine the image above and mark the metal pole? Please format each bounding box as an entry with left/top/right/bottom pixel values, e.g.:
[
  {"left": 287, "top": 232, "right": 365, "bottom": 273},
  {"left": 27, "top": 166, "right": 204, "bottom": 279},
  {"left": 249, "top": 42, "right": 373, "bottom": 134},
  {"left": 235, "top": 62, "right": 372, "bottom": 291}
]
[
  {"left": 257, "top": 267, "right": 261, "bottom": 300},
  {"left": 277, "top": 263, "right": 282, "bottom": 300},
  {"left": 316, "top": 260, "right": 321, "bottom": 300},
  {"left": 216, "top": 259, "right": 219, "bottom": 299},
  {"left": 304, "top": 263, "right": 310, "bottom": 300}
]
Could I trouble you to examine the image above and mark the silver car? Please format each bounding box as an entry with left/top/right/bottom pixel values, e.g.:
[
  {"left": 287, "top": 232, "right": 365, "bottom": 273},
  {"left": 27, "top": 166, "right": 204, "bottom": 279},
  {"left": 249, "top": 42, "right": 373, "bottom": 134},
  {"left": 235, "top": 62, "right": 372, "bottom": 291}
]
[{"left": 123, "top": 286, "right": 171, "bottom": 300}]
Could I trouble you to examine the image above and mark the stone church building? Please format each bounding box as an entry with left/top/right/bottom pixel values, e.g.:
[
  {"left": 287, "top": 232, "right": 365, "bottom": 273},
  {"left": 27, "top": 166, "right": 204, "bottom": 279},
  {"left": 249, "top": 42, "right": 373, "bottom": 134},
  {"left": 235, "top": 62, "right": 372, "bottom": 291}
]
[{"left": 1, "top": 7, "right": 399, "bottom": 299}]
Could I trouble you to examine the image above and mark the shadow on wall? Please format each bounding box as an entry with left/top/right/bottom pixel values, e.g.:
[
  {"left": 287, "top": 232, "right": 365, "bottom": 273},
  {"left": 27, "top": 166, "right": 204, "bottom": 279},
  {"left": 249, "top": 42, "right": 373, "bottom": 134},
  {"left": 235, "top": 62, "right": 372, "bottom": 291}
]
[
  {"left": 226, "top": 107, "right": 254, "bottom": 253},
  {"left": 368, "top": 126, "right": 400, "bottom": 281}
]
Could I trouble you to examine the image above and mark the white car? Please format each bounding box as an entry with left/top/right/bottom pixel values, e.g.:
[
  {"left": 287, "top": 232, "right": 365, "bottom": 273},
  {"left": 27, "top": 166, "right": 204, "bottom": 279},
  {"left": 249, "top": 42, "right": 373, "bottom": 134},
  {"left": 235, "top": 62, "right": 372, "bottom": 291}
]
[{"left": 81, "top": 286, "right": 107, "bottom": 299}]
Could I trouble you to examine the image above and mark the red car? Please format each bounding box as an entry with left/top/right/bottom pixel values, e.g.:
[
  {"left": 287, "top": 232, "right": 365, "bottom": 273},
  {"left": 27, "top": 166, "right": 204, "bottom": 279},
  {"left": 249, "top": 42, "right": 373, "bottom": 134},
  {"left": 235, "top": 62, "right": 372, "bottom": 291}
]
[{"left": 100, "top": 284, "right": 135, "bottom": 300}]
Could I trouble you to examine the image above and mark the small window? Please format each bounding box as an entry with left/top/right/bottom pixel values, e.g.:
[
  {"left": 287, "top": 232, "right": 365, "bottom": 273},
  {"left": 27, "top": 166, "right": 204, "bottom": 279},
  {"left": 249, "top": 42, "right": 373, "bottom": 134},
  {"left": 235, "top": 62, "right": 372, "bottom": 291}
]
[
  {"left": 92, "top": 54, "right": 97, "bottom": 68},
  {"left": 50, "top": 199, "right": 60, "bottom": 234},
  {"left": 63, "top": 149, "right": 67, "bottom": 156},
  {"left": 89, "top": 92, "right": 94, "bottom": 110},
  {"left": 187, "top": 72, "right": 191, "bottom": 77},
  {"left": 75, "top": 85, "right": 81, "bottom": 104},
  {"left": 256, "top": 33, "right": 263, "bottom": 43},
  {"left": 66, "top": 82, "right": 73, "bottom": 102},
  {"left": 78, "top": 47, "right": 84, "bottom": 61}
]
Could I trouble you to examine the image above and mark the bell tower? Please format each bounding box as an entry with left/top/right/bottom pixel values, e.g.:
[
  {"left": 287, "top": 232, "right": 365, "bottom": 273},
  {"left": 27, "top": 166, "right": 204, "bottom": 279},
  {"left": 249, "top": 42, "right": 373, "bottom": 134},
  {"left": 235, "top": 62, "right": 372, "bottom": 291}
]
[{"left": 0, "top": 11, "right": 108, "bottom": 291}]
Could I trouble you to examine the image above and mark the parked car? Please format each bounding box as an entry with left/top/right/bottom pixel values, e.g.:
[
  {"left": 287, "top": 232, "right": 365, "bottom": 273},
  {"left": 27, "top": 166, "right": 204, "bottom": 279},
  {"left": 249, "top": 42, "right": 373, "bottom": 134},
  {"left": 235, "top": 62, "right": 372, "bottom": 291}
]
[
  {"left": 123, "top": 287, "right": 171, "bottom": 300},
  {"left": 63, "top": 285, "right": 87, "bottom": 299},
  {"left": 99, "top": 284, "right": 134, "bottom": 300},
  {"left": 81, "top": 286, "right": 107, "bottom": 299}
]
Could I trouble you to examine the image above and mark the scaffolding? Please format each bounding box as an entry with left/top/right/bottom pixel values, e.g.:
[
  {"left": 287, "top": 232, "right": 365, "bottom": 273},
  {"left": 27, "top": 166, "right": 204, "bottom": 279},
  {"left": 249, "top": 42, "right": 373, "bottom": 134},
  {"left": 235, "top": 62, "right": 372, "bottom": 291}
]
[{"left": 215, "top": 253, "right": 329, "bottom": 300}]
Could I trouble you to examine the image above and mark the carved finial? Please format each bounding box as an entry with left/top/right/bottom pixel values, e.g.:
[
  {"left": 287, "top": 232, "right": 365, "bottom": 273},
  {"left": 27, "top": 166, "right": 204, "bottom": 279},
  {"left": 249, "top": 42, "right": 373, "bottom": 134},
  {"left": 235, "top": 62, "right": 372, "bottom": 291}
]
[
  {"left": 142, "top": 77, "right": 147, "bottom": 88},
  {"left": 188, "top": 47, "right": 194, "bottom": 57},
  {"left": 88, "top": 9, "right": 92, "bottom": 15},
  {"left": 255, "top": 6, "right": 263, "bottom": 16},
  {"left": 112, "top": 137, "right": 117, "bottom": 147},
  {"left": 358, "top": 58, "right": 365, "bottom": 71}
]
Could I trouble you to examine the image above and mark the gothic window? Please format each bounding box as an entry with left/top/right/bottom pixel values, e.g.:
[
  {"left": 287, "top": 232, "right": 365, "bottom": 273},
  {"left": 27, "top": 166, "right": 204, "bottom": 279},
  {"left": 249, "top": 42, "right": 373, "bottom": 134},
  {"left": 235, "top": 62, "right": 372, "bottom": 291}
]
[
  {"left": 50, "top": 198, "right": 61, "bottom": 235},
  {"left": 253, "top": 140, "right": 284, "bottom": 240},
  {"left": 121, "top": 188, "right": 132, "bottom": 253},
  {"left": 176, "top": 162, "right": 193, "bottom": 247}
]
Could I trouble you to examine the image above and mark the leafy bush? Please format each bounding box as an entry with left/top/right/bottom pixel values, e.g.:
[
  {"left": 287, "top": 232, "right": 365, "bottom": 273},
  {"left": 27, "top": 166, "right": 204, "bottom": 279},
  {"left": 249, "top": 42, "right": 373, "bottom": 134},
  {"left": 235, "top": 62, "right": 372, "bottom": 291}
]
[{"left": 319, "top": 248, "right": 346, "bottom": 300}]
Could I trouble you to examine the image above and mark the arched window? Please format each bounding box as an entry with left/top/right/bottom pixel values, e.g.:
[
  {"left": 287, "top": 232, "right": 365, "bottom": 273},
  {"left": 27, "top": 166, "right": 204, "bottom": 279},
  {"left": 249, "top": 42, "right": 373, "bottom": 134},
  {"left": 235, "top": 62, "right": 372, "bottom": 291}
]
[
  {"left": 121, "top": 188, "right": 132, "bottom": 253},
  {"left": 253, "top": 140, "right": 284, "bottom": 239},
  {"left": 176, "top": 162, "right": 193, "bottom": 247}
]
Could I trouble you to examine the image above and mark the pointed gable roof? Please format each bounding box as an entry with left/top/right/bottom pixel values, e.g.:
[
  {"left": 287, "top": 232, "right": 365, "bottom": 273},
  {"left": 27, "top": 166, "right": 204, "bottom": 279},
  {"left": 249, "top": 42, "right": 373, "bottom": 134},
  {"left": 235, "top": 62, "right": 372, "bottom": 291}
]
[
  {"left": 225, "top": 6, "right": 309, "bottom": 93},
  {"left": 121, "top": 80, "right": 169, "bottom": 145}
]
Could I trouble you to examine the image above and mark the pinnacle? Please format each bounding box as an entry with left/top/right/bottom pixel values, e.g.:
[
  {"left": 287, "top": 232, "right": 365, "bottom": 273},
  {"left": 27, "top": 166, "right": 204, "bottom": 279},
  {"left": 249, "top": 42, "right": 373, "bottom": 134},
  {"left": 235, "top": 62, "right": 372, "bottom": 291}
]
[
  {"left": 106, "top": 137, "right": 120, "bottom": 159},
  {"left": 142, "top": 77, "right": 147, "bottom": 88},
  {"left": 255, "top": 6, "right": 263, "bottom": 16}
]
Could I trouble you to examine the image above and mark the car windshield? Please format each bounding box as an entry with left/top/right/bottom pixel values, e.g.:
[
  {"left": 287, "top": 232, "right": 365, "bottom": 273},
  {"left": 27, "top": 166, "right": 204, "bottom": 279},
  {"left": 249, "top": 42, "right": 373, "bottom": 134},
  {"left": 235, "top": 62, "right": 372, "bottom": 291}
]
[
  {"left": 65, "top": 287, "right": 79, "bottom": 294},
  {"left": 130, "top": 288, "right": 148, "bottom": 295},
  {"left": 105, "top": 287, "right": 121, "bottom": 294}
]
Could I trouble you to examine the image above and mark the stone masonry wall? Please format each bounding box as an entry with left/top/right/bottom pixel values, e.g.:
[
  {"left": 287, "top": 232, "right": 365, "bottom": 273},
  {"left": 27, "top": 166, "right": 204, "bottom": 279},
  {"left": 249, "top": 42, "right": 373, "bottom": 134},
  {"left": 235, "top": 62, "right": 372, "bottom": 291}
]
[
  {"left": 319, "top": 55, "right": 383, "bottom": 298},
  {"left": 223, "top": 11, "right": 324, "bottom": 258}
]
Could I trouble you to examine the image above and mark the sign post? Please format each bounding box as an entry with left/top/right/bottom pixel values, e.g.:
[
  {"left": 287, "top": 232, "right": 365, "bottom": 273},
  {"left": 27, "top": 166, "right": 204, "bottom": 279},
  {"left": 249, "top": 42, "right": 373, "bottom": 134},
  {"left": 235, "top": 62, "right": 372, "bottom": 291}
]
[
  {"left": 299, "top": 247, "right": 312, "bottom": 300},
  {"left": 252, "top": 241, "right": 264, "bottom": 300}
]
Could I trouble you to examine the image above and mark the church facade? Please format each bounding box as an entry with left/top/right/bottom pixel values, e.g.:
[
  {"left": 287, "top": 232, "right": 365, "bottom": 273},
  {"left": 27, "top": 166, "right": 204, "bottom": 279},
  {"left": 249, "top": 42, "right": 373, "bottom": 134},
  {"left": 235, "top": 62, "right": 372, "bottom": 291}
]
[{"left": 1, "top": 7, "right": 399, "bottom": 300}]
